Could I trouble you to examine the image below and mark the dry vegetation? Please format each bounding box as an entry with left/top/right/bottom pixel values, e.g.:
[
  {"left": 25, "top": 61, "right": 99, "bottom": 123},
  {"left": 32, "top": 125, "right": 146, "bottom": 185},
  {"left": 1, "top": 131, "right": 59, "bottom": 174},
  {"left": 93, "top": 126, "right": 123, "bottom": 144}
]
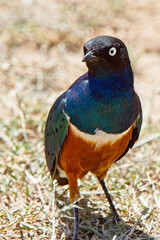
[{"left": 0, "top": 0, "right": 160, "bottom": 239}]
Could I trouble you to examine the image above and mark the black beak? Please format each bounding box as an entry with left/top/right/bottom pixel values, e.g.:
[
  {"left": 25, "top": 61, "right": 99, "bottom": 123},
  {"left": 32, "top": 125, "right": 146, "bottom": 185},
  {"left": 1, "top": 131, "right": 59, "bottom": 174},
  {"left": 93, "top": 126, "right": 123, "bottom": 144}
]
[{"left": 82, "top": 50, "right": 96, "bottom": 62}]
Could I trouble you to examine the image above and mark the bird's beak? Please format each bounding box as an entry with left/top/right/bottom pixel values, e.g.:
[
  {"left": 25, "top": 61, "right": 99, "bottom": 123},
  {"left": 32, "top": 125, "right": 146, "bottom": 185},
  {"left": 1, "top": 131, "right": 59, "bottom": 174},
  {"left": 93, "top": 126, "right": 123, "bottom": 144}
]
[{"left": 82, "top": 50, "right": 96, "bottom": 62}]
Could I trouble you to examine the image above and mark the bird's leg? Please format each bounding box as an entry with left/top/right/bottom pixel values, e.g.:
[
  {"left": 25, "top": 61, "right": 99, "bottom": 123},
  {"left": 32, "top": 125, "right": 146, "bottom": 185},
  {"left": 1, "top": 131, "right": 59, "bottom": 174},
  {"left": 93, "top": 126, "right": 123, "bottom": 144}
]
[
  {"left": 72, "top": 201, "right": 79, "bottom": 240},
  {"left": 67, "top": 174, "right": 80, "bottom": 239},
  {"left": 99, "top": 179, "right": 121, "bottom": 222},
  {"left": 52, "top": 180, "right": 57, "bottom": 240}
]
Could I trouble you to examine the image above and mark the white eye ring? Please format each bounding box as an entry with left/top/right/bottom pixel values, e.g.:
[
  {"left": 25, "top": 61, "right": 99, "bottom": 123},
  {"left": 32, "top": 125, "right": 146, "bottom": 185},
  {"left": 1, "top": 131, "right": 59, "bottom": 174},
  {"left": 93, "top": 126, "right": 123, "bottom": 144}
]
[{"left": 109, "top": 47, "right": 117, "bottom": 56}]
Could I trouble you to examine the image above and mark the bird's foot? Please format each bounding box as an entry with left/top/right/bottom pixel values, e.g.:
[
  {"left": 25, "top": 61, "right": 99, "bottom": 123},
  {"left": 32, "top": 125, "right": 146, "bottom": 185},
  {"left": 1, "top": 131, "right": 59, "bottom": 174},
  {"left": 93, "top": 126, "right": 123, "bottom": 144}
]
[
  {"left": 72, "top": 235, "right": 79, "bottom": 240},
  {"left": 98, "top": 211, "right": 122, "bottom": 225},
  {"left": 112, "top": 211, "right": 122, "bottom": 224}
]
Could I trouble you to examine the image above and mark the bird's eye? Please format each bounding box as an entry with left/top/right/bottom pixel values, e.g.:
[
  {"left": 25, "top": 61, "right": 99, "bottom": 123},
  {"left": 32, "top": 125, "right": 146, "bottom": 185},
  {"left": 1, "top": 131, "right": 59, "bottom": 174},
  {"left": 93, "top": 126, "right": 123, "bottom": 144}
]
[{"left": 109, "top": 47, "right": 117, "bottom": 56}]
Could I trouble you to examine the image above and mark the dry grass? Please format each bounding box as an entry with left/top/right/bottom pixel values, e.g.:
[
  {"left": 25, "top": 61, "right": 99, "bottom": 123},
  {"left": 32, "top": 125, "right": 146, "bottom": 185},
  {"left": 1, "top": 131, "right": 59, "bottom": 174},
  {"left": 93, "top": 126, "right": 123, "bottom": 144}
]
[{"left": 0, "top": 0, "right": 160, "bottom": 239}]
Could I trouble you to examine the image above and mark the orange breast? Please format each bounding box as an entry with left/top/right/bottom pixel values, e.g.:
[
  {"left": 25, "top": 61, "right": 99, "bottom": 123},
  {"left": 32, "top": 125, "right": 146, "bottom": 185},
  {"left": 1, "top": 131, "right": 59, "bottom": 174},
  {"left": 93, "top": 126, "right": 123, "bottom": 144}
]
[{"left": 59, "top": 123, "right": 133, "bottom": 181}]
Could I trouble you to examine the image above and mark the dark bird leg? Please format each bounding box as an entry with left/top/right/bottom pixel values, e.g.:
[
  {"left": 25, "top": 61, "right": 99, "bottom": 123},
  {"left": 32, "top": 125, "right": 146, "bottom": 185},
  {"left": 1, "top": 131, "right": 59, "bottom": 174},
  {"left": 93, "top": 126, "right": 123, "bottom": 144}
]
[
  {"left": 72, "top": 202, "right": 79, "bottom": 240},
  {"left": 99, "top": 179, "right": 121, "bottom": 222}
]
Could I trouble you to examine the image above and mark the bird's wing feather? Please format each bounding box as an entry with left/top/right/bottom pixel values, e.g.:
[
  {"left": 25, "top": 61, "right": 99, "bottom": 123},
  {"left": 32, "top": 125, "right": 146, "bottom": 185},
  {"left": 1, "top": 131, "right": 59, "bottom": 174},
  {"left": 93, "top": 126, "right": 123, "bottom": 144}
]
[
  {"left": 129, "top": 110, "right": 142, "bottom": 148},
  {"left": 45, "top": 97, "right": 69, "bottom": 178},
  {"left": 116, "top": 110, "right": 142, "bottom": 161}
]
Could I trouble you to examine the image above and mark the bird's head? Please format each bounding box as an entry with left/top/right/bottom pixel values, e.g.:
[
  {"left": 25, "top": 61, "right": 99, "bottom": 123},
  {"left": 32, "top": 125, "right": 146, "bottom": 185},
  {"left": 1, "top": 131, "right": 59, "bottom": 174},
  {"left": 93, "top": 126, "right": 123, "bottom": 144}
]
[{"left": 82, "top": 36, "right": 130, "bottom": 72}]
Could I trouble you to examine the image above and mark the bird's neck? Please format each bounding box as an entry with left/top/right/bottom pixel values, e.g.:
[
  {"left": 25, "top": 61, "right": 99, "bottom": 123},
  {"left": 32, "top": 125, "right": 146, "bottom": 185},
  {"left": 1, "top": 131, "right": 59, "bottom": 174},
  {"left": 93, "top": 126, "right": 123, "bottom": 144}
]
[{"left": 88, "top": 63, "right": 134, "bottom": 101}]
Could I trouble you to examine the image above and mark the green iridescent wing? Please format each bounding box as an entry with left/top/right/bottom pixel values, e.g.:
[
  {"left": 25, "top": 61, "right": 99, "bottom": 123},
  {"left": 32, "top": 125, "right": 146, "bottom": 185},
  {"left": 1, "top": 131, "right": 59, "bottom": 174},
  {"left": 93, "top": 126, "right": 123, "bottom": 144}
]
[
  {"left": 45, "top": 97, "right": 69, "bottom": 178},
  {"left": 116, "top": 110, "right": 142, "bottom": 162}
]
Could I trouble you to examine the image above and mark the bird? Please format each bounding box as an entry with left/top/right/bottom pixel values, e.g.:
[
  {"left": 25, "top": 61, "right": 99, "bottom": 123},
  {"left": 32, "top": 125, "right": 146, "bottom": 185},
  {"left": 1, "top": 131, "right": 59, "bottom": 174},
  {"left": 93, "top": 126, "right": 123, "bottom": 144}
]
[{"left": 45, "top": 35, "right": 142, "bottom": 240}]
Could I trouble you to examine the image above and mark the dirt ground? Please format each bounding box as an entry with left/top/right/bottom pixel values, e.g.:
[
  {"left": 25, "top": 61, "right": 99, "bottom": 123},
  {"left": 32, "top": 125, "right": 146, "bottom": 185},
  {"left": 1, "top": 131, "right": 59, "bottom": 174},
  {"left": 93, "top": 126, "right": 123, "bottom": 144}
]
[{"left": 0, "top": 0, "right": 160, "bottom": 239}]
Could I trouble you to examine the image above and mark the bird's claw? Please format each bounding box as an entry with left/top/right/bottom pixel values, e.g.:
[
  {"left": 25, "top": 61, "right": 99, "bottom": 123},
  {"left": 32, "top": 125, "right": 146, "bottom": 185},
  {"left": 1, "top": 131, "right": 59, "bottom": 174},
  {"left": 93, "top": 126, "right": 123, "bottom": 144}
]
[{"left": 112, "top": 211, "right": 122, "bottom": 223}]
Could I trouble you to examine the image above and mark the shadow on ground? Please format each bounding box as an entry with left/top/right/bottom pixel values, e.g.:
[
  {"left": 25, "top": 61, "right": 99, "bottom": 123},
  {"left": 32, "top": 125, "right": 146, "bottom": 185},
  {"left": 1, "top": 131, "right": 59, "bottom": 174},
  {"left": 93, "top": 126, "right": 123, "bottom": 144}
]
[{"left": 58, "top": 197, "right": 156, "bottom": 240}]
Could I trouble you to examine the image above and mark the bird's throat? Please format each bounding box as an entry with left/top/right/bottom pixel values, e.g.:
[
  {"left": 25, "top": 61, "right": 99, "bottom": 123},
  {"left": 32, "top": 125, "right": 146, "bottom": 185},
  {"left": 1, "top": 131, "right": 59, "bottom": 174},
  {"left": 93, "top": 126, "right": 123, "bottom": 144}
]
[{"left": 88, "top": 64, "right": 133, "bottom": 103}]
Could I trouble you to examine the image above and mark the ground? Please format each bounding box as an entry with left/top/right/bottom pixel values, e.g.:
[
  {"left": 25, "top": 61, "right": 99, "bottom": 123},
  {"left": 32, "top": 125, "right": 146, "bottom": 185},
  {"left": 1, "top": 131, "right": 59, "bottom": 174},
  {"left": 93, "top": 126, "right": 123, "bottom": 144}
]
[{"left": 0, "top": 0, "right": 160, "bottom": 239}]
